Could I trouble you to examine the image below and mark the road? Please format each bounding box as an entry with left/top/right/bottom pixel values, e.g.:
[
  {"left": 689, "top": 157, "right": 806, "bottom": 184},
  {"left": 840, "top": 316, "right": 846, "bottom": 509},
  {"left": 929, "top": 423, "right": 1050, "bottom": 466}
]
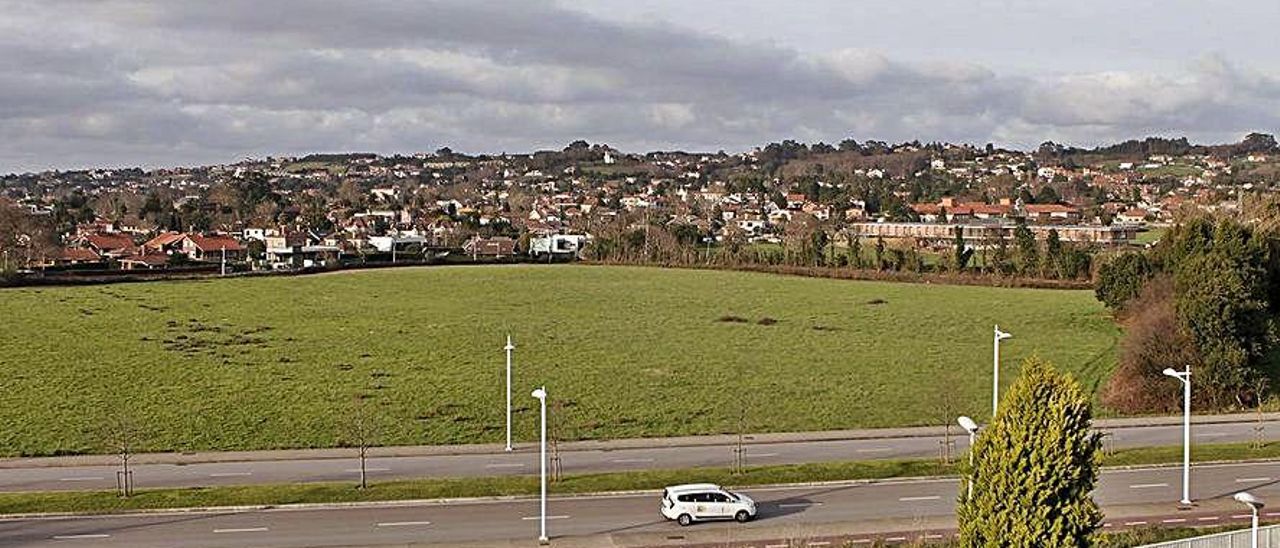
[
  {"left": 6, "top": 461, "right": 1280, "bottom": 547},
  {"left": 2, "top": 417, "right": 1276, "bottom": 493}
]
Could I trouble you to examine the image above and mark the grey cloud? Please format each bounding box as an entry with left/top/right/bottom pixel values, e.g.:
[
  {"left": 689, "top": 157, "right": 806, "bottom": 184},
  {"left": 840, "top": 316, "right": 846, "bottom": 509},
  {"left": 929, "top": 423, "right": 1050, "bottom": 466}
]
[{"left": 0, "top": 0, "right": 1277, "bottom": 172}]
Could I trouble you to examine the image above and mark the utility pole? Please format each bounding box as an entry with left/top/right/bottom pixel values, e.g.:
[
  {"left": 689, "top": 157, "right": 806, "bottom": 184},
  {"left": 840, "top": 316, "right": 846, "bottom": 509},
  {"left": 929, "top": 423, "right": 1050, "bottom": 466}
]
[
  {"left": 504, "top": 335, "right": 514, "bottom": 452},
  {"left": 220, "top": 246, "right": 226, "bottom": 276}
]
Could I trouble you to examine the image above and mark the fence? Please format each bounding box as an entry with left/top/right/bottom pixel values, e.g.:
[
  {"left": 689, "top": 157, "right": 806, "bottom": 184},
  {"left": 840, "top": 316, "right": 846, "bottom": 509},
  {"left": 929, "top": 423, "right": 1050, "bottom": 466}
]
[{"left": 1138, "top": 524, "right": 1280, "bottom": 548}]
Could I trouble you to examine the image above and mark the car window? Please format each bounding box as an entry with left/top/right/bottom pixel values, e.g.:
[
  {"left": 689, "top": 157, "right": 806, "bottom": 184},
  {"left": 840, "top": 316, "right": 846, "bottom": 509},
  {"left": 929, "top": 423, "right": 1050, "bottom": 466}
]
[
  {"left": 677, "top": 494, "right": 694, "bottom": 503},
  {"left": 711, "top": 493, "right": 731, "bottom": 503}
]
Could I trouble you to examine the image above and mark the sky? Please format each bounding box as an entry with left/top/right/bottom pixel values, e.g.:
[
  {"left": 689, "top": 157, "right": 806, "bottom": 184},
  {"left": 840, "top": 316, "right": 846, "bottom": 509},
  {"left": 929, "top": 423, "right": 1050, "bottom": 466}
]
[{"left": 2, "top": 0, "right": 1278, "bottom": 173}]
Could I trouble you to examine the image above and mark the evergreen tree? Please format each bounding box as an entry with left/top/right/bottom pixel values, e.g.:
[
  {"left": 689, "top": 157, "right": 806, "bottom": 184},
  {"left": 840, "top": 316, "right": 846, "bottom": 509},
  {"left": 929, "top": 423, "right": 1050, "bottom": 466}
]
[{"left": 957, "top": 357, "right": 1103, "bottom": 547}]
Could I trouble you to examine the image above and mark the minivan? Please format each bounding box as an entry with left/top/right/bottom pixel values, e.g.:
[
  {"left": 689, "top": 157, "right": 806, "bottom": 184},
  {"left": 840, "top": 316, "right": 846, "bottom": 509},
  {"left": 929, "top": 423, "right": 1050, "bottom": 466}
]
[{"left": 660, "top": 483, "right": 757, "bottom": 526}]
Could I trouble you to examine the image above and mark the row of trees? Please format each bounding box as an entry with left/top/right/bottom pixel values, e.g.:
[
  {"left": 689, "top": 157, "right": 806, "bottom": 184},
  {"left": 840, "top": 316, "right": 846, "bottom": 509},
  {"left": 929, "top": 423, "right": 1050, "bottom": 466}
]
[
  {"left": 584, "top": 213, "right": 1094, "bottom": 282},
  {"left": 1097, "top": 215, "right": 1277, "bottom": 411}
]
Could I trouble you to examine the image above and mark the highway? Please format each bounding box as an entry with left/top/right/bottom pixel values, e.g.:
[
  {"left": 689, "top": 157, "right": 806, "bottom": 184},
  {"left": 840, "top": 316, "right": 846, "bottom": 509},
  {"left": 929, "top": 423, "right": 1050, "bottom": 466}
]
[
  {"left": 6, "top": 461, "right": 1280, "bottom": 547},
  {"left": 2, "top": 416, "right": 1277, "bottom": 493}
]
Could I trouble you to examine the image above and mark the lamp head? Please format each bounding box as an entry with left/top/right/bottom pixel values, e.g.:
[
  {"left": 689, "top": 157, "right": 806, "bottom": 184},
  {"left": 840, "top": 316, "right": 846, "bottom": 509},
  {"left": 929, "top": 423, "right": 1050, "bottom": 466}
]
[
  {"left": 994, "top": 326, "right": 1011, "bottom": 340},
  {"left": 1235, "top": 491, "right": 1265, "bottom": 509},
  {"left": 957, "top": 416, "right": 979, "bottom": 433},
  {"left": 531, "top": 387, "right": 546, "bottom": 400},
  {"left": 1162, "top": 367, "right": 1179, "bottom": 377}
]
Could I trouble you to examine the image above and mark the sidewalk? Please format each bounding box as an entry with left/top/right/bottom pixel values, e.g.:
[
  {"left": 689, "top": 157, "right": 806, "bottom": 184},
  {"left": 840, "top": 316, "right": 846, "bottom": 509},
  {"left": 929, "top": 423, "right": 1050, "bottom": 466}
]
[{"left": 4, "top": 412, "right": 1276, "bottom": 469}]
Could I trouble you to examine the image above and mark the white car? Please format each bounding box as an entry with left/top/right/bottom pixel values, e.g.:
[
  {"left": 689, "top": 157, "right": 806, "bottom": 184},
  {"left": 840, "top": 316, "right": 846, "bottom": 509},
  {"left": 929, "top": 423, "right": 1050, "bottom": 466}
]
[{"left": 660, "top": 483, "right": 757, "bottom": 526}]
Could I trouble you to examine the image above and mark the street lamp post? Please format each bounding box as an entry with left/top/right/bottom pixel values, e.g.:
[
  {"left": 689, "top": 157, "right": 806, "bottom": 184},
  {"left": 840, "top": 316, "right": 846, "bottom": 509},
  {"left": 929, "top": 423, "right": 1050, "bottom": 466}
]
[
  {"left": 1235, "top": 492, "right": 1264, "bottom": 548},
  {"left": 1163, "top": 366, "right": 1192, "bottom": 505},
  {"left": 504, "top": 336, "right": 514, "bottom": 452},
  {"left": 992, "top": 326, "right": 1012, "bottom": 417},
  {"left": 531, "top": 386, "right": 548, "bottom": 545},
  {"left": 958, "top": 416, "right": 980, "bottom": 500}
]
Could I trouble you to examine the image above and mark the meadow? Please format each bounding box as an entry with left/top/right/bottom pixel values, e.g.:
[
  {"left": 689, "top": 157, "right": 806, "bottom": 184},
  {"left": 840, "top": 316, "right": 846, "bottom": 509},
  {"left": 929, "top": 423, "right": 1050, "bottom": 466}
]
[{"left": 0, "top": 265, "right": 1119, "bottom": 456}]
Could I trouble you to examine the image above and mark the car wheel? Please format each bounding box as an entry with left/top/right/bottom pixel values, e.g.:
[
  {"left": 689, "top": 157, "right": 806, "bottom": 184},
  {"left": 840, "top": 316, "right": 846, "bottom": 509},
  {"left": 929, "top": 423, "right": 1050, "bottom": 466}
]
[
  {"left": 677, "top": 514, "right": 693, "bottom": 526},
  {"left": 735, "top": 510, "right": 751, "bottom": 523}
]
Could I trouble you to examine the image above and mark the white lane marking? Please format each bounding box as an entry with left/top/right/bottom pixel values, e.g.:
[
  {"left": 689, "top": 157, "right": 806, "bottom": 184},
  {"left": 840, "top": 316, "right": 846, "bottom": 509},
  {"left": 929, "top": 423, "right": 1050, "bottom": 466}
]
[
  {"left": 610, "top": 458, "right": 654, "bottom": 463},
  {"left": 213, "top": 527, "right": 269, "bottom": 533},
  {"left": 376, "top": 521, "right": 432, "bottom": 527},
  {"left": 809, "top": 542, "right": 831, "bottom": 547},
  {"left": 855, "top": 447, "right": 893, "bottom": 453},
  {"left": 521, "top": 515, "right": 569, "bottom": 520},
  {"left": 745, "top": 453, "right": 779, "bottom": 458},
  {"left": 886, "top": 537, "right": 906, "bottom": 542},
  {"left": 1198, "top": 516, "right": 1220, "bottom": 521},
  {"left": 848, "top": 541, "right": 871, "bottom": 545},
  {"left": 898, "top": 495, "right": 941, "bottom": 502},
  {"left": 1232, "top": 514, "right": 1252, "bottom": 519},
  {"left": 1268, "top": 512, "right": 1280, "bottom": 517},
  {"left": 1162, "top": 518, "right": 1186, "bottom": 523},
  {"left": 52, "top": 534, "right": 111, "bottom": 540},
  {"left": 767, "top": 544, "right": 790, "bottom": 548},
  {"left": 924, "top": 534, "right": 943, "bottom": 539},
  {"left": 485, "top": 463, "right": 525, "bottom": 469},
  {"left": 778, "top": 502, "right": 824, "bottom": 508},
  {"left": 209, "top": 472, "right": 253, "bottom": 477},
  {"left": 1128, "top": 483, "right": 1168, "bottom": 489},
  {"left": 345, "top": 468, "right": 390, "bottom": 472},
  {"left": 1124, "top": 521, "right": 1148, "bottom": 526},
  {"left": 1236, "top": 477, "right": 1271, "bottom": 483},
  {"left": 58, "top": 477, "right": 104, "bottom": 482}
]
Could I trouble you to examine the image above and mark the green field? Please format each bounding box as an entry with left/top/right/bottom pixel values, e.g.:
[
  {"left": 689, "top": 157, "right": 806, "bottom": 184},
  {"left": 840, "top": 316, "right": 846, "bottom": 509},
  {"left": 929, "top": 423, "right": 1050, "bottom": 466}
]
[{"left": 0, "top": 265, "right": 1119, "bottom": 456}]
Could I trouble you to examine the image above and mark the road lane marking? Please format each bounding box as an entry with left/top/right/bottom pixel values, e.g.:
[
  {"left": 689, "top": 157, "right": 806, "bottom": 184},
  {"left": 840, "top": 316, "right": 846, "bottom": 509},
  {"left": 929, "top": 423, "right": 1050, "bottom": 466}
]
[
  {"left": 1268, "top": 512, "right": 1280, "bottom": 517},
  {"left": 1236, "top": 477, "right": 1271, "bottom": 483},
  {"left": 777, "top": 502, "right": 823, "bottom": 508},
  {"left": 1232, "top": 514, "right": 1252, "bottom": 519},
  {"left": 521, "top": 515, "right": 569, "bottom": 520},
  {"left": 848, "top": 541, "right": 871, "bottom": 545},
  {"left": 209, "top": 472, "right": 253, "bottom": 477},
  {"left": 1128, "top": 483, "right": 1168, "bottom": 489},
  {"left": 345, "top": 468, "right": 390, "bottom": 472},
  {"left": 924, "top": 534, "right": 943, "bottom": 539},
  {"left": 485, "top": 463, "right": 525, "bottom": 469},
  {"left": 377, "top": 521, "right": 432, "bottom": 527},
  {"left": 611, "top": 458, "right": 655, "bottom": 463},
  {"left": 1162, "top": 518, "right": 1186, "bottom": 523},
  {"left": 898, "top": 495, "right": 941, "bottom": 502},
  {"left": 886, "top": 537, "right": 906, "bottom": 542},
  {"left": 808, "top": 542, "right": 831, "bottom": 547},
  {"left": 767, "top": 544, "right": 790, "bottom": 548},
  {"left": 855, "top": 447, "right": 893, "bottom": 453},
  {"left": 213, "top": 527, "right": 269, "bottom": 533},
  {"left": 1198, "top": 516, "right": 1220, "bottom": 521},
  {"left": 1124, "top": 521, "right": 1147, "bottom": 526},
  {"left": 52, "top": 534, "right": 111, "bottom": 540},
  {"left": 58, "top": 477, "right": 104, "bottom": 482}
]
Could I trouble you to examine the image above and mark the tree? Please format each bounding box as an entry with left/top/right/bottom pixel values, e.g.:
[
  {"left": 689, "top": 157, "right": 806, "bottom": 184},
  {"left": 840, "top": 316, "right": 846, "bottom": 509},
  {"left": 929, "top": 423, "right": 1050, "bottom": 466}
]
[
  {"left": 952, "top": 228, "right": 973, "bottom": 272},
  {"left": 1042, "top": 229, "right": 1063, "bottom": 278},
  {"left": 343, "top": 397, "right": 379, "bottom": 489},
  {"left": 1094, "top": 252, "right": 1153, "bottom": 310},
  {"left": 1013, "top": 221, "right": 1038, "bottom": 276},
  {"left": 957, "top": 357, "right": 1103, "bottom": 546},
  {"left": 874, "top": 237, "right": 886, "bottom": 270}
]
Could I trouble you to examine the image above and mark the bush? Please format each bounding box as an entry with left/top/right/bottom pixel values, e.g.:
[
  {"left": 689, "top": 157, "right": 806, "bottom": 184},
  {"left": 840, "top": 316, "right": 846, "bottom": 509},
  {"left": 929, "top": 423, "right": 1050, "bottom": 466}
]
[{"left": 1100, "top": 276, "right": 1195, "bottom": 413}]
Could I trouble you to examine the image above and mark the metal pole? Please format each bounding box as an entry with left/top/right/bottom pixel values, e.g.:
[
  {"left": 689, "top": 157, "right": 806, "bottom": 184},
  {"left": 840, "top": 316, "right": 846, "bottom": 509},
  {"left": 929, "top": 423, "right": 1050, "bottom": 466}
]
[
  {"left": 992, "top": 326, "right": 1000, "bottom": 417},
  {"left": 538, "top": 386, "right": 548, "bottom": 544},
  {"left": 505, "top": 336, "right": 514, "bottom": 452},
  {"left": 1181, "top": 369, "right": 1192, "bottom": 505},
  {"left": 1251, "top": 506, "right": 1259, "bottom": 548},
  {"left": 967, "top": 431, "right": 975, "bottom": 500}
]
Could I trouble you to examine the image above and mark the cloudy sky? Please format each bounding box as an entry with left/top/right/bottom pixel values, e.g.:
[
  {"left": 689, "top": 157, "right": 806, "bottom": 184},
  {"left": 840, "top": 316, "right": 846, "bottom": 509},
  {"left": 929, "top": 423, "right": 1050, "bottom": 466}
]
[{"left": 3, "top": 0, "right": 1278, "bottom": 172}]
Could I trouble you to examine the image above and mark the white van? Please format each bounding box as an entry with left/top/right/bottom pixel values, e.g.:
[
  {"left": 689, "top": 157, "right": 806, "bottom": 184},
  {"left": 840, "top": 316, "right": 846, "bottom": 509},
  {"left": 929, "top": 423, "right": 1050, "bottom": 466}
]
[{"left": 660, "top": 483, "right": 757, "bottom": 526}]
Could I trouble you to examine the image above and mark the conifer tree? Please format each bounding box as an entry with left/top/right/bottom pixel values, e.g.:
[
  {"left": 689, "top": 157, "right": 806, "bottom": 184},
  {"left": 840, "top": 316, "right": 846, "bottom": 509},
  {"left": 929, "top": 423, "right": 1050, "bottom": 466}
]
[{"left": 957, "top": 357, "right": 1103, "bottom": 547}]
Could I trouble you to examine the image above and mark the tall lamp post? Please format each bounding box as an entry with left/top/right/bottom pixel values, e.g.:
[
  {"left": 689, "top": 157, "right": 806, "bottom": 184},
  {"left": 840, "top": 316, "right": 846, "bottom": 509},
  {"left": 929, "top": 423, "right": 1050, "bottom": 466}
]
[
  {"left": 958, "top": 416, "right": 980, "bottom": 500},
  {"left": 992, "top": 326, "right": 1012, "bottom": 417},
  {"left": 531, "top": 386, "right": 549, "bottom": 545},
  {"left": 504, "top": 336, "right": 515, "bottom": 452},
  {"left": 1235, "top": 492, "right": 1264, "bottom": 548},
  {"left": 1163, "top": 366, "right": 1192, "bottom": 505}
]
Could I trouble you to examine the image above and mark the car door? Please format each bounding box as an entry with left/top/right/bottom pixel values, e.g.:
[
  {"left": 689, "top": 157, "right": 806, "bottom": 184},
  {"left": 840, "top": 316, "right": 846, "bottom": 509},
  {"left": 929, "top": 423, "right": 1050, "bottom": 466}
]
[{"left": 707, "top": 492, "right": 733, "bottom": 518}]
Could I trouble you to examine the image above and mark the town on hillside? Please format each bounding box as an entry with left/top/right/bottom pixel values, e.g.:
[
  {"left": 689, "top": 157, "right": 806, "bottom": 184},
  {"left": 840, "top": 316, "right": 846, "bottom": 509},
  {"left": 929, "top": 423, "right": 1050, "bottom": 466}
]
[{"left": 1, "top": 134, "right": 1276, "bottom": 279}]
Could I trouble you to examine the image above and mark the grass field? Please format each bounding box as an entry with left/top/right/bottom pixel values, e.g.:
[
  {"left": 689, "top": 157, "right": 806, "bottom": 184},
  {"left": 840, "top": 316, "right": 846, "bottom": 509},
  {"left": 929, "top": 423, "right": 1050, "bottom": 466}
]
[{"left": 0, "top": 265, "right": 1119, "bottom": 456}]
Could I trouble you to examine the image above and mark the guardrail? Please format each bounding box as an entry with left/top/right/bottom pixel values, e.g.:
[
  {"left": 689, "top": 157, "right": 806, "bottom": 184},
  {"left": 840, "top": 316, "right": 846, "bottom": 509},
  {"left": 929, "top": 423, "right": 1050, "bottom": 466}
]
[{"left": 1138, "top": 524, "right": 1279, "bottom": 547}]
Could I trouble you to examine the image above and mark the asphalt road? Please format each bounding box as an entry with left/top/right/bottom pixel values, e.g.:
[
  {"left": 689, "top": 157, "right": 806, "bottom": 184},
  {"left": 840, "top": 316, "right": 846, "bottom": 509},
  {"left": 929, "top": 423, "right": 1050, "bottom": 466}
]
[
  {"left": 3, "top": 419, "right": 1277, "bottom": 493},
  {"left": 7, "top": 462, "right": 1280, "bottom": 547}
]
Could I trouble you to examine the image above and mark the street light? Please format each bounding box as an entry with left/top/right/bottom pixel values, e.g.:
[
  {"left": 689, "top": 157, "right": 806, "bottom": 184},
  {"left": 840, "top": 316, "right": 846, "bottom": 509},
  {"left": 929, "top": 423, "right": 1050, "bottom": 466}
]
[
  {"left": 504, "top": 336, "right": 515, "bottom": 452},
  {"left": 1234, "top": 491, "right": 1264, "bottom": 548},
  {"left": 958, "top": 416, "right": 980, "bottom": 500},
  {"left": 1163, "top": 366, "right": 1192, "bottom": 505},
  {"left": 992, "top": 326, "right": 1012, "bottom": 417},
  {"left": 531, "top": 386, "right": 549, "bottom": 545}
]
